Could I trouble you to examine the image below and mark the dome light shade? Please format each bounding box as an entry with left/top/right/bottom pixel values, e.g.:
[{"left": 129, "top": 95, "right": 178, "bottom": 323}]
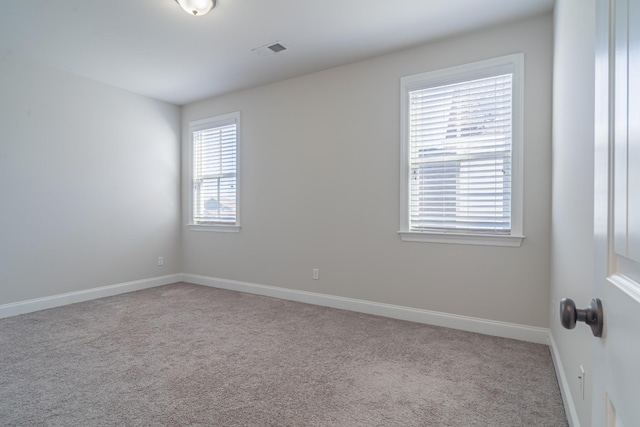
[{"left": 175, "top": 0, "right": 216, "bottom": 16}]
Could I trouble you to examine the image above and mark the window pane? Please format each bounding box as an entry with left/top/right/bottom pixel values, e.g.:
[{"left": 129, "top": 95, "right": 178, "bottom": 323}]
[
  {"left": 192, "top": 121, "right": 237, "bottom": 225},
  {"left": 409, "top": 74, "right": 513, "bottom": 233}
]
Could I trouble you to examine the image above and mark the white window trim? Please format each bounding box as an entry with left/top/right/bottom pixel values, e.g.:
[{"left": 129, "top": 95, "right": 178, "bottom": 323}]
[
  {"left": 187, "top": 112, "right": 241, "bottom": 233},
  {"left": 399, "top": 54, "right": 525, "bottom": 247}
]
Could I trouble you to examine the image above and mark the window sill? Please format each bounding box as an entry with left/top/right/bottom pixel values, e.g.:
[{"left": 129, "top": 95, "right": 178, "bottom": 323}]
[
  {"left": 188, "top": 224, "right": 241, "bottom": 233},
  {"left": 398, "top": 231, "right": 524, "bottom": 247}
]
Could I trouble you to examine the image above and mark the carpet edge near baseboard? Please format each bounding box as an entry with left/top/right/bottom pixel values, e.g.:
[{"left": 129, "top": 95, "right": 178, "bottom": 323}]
[
  {"left": 185, "top": 273, "right": 550, "bottom": 345},
  {"left": 0, "top": 273, "right": 185, "bottom": 319},
  {"left": 0, "top": 272, "right": 549, "bottom": 345}
]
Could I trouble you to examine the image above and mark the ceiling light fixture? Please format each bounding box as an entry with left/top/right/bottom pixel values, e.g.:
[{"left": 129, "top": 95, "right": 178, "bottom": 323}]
[{"left": 175, "top": 0, "right": 216, "bottom": 16}]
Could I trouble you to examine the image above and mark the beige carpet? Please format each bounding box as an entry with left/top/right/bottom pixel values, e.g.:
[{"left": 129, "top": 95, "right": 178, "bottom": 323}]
[{"left": 0, "top": 282, "right": 567, "bottom": 426}]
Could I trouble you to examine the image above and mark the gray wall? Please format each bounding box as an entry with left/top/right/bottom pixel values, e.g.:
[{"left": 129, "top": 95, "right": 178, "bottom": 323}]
[
  {"left": 182, "top": 14, "right": 553, "bottom": 328},
  {"left": 0, "top": 53, "right": 182, "bottom": 305},
  {"left": 550, "top": 0, "right": 596, "bottom": 425}
]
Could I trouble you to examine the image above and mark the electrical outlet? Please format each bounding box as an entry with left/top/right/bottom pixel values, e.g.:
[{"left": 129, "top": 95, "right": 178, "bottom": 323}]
[
  {"left": 157, "top": 256, "right": 164, "bottom": 266},
  {"left": 312, "top": 268, "right": 319, "bottom": 280},
  {"left": 578, "top": 365, "right": 585, "bottom": 400}
]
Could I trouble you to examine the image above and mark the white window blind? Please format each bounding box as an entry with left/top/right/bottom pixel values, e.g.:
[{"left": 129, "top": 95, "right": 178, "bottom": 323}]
[
  {"left": 408, "top": 72, "right": 513, "bottom": 234},
  {"left": 192, "top": 117, "right": 238, "bottom": 225}
]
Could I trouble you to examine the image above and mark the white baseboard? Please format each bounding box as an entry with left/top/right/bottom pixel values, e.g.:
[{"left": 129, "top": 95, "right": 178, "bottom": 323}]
[
  {"left": 549, "top": 333, "right": 580, "bottom": 427},
  {"left": 0, "top": 274, "right": 184, "bottom": 319},
  {"left": 184, "top": 273, "right": 549, "bottom": 345},
  {"left": 1, "top": 272, "right": 549, "bottom": 345}
]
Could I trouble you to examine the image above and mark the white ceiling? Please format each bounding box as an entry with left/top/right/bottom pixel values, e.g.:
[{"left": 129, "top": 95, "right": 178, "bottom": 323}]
[{"left": 0, "top": 0, "right": 554, "bottom": 106}]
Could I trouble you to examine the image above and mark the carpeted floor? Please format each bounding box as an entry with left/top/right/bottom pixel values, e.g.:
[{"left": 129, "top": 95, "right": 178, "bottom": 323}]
[{"left": 0, "top": 282, "right": 567, "bottom": 426}]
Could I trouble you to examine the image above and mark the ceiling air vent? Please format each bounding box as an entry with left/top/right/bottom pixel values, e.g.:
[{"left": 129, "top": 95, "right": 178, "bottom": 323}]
[
  {"left": 252, "top": 41, "right": 288, "bottom": 56},
  {"left": 268, "top": 43, "right": 286, "bottom": 53}
]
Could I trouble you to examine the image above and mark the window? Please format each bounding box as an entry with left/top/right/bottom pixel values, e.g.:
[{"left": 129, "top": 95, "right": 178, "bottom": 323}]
[
  {"left": 399, "top": 54, "right": 524, "bottom": 247},
  {"left": 189, "top": 112, "right": 240, "bottom": 232}
]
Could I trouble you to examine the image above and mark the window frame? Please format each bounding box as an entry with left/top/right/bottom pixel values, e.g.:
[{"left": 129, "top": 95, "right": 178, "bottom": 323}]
[
  {"left": 188, "top": 112, "right": 241, "bottom": 233},
  {"left": 399, "top": 54, "right": 525, "bottom": 247}
]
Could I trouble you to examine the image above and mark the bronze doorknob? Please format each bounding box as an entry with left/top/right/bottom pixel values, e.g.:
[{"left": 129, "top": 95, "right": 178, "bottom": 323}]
[{"left": 560, "top": 298, "right": 604, "bottom": 337}]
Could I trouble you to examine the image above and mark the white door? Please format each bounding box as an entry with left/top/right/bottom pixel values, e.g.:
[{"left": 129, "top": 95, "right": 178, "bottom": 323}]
[{"left": 592, "top": 0, "right": 640, "bottom": 425}]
